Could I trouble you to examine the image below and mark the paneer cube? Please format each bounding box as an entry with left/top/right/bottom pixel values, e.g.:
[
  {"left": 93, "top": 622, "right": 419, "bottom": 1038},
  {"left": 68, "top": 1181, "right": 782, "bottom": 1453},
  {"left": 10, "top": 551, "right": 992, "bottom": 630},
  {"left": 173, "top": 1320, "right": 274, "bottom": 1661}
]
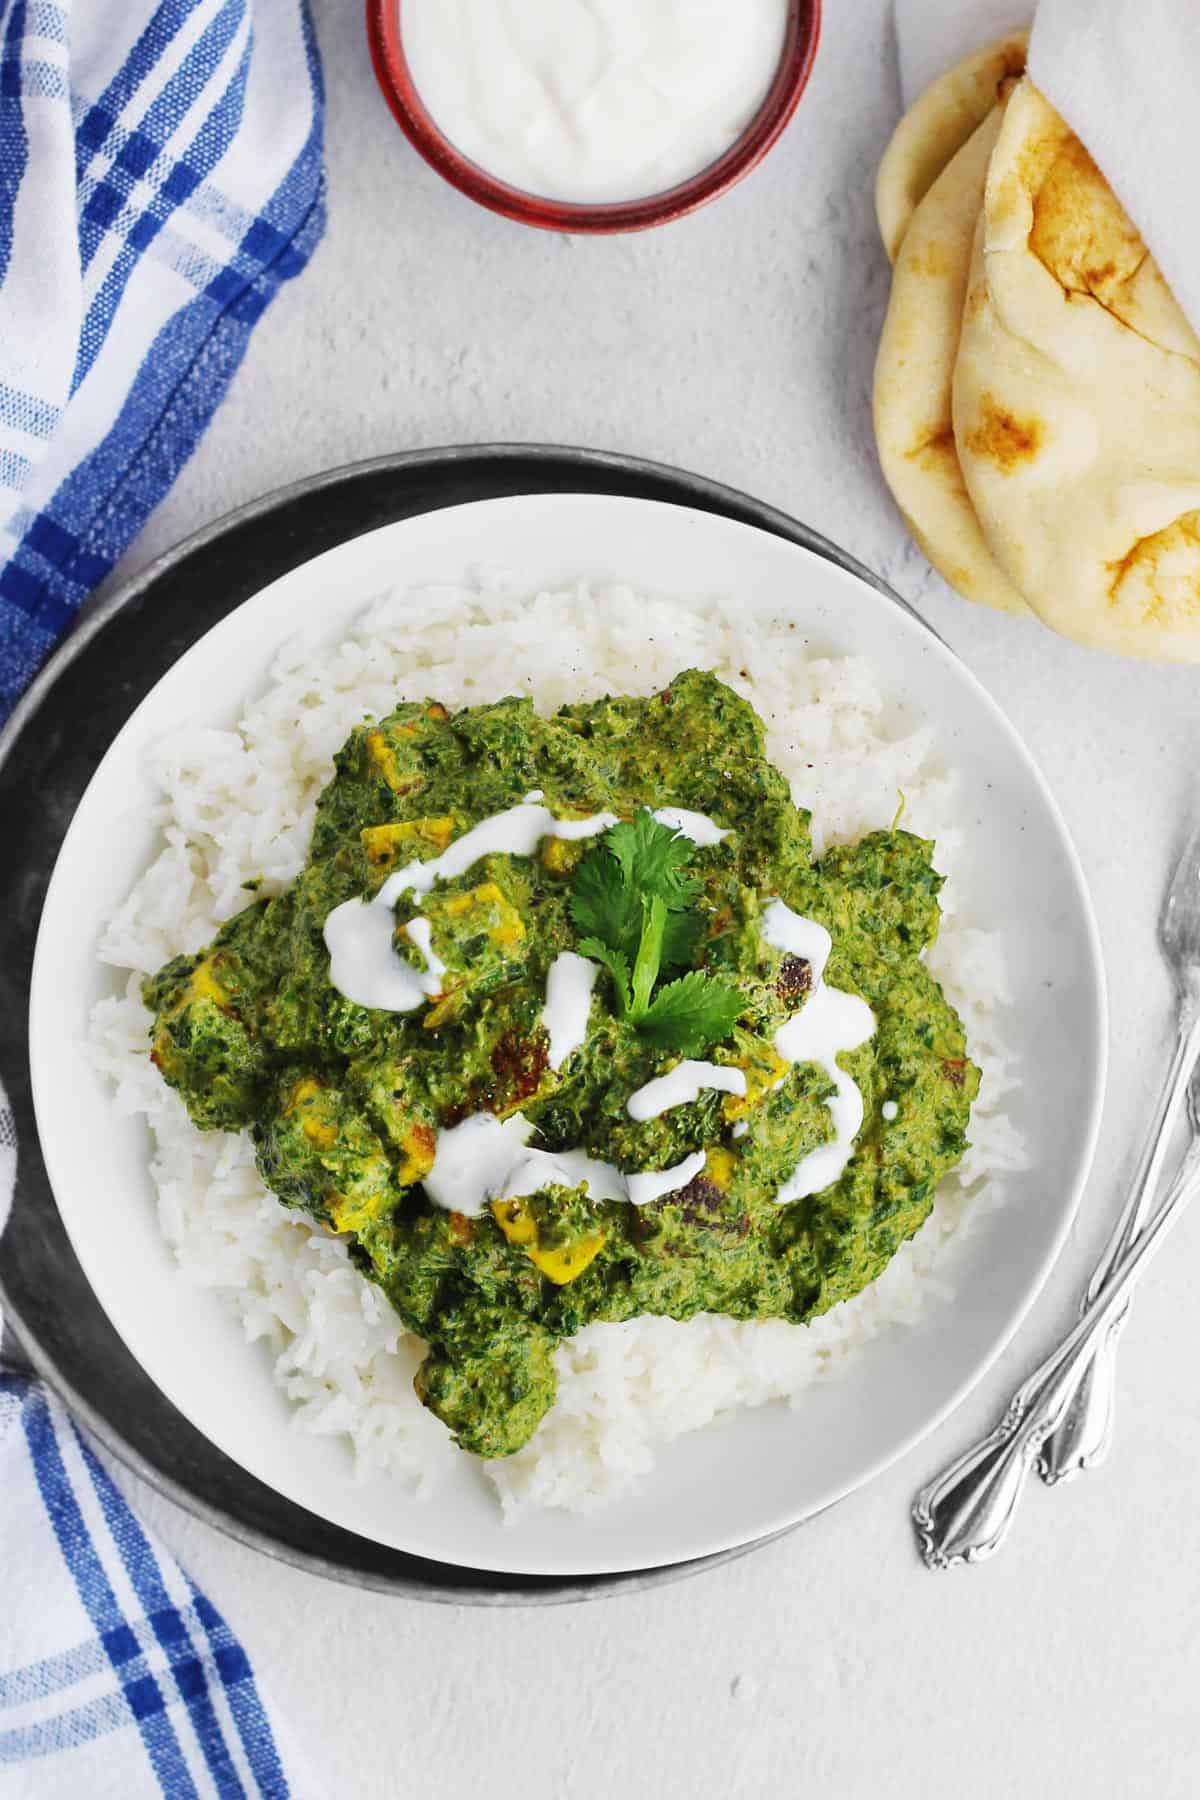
[
  {"left": 414, "top": 880, "right": 529, "bottom": 1030},
  {"left": 360, "top": 815, "right": 457, "bottom": 873},
  {"left": 528, "top": 1233, "right": 605, "bottom": 1285}
]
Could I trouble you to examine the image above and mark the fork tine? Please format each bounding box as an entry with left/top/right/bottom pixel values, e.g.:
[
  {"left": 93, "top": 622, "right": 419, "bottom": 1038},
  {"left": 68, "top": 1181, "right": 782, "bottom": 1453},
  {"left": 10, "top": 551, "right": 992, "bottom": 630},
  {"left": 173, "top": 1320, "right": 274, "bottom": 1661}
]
[{"left": 1161, "top": 815, "right": 1200, "bottom": 968}]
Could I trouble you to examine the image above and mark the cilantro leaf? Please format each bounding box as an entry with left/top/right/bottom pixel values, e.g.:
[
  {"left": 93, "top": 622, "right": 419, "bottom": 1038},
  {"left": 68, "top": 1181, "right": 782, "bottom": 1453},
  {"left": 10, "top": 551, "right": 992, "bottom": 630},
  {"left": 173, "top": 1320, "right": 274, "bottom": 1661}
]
[
  {"left": 630, "top": 895, "right": 666, "bottom": 1017},
  {"left": 569, "top": 848, "right": 641, "bottom": 961},
  {"left": 604, "top": 810, "right": 701, "bottom": 904},
  {"left": 660, "top": 906, "right": 703, "bottom": 972},
  {"left": 578, "top": 937, "right": 632, "bottom": 1016},
  {"left": 637, "top": 971, "right": 744, "bottom": 1056},
  {"left": 569, "top": 808, "right": 742, "bottom": 1055}
]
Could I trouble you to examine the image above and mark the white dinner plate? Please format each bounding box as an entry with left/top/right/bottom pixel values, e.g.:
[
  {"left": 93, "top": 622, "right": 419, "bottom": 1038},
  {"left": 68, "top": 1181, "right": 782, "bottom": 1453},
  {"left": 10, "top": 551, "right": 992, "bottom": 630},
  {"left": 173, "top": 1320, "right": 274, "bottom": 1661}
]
[{"left": 28, "top": 493, "right": 1107, "bottom": 1577}]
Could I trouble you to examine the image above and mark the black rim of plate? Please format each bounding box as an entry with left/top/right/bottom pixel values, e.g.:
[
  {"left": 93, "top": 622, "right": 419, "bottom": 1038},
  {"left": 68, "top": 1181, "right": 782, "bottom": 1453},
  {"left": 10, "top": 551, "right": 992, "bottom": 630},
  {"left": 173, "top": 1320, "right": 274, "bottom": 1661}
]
[{"left": 0, "top": 444, "right": 934, "bottom": 1605}]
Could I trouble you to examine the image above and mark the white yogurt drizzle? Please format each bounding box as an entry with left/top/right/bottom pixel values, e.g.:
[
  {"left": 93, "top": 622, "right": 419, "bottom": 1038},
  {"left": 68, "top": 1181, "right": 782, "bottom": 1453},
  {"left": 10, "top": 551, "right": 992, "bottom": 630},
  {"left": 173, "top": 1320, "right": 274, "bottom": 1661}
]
[
  {"left": 403, "top": 916, "right": 446, "bottom": 989},
  {"left": 323, "top": 799, "right": 728, "bottom": 1015},
  {"left": 626, "top": 1150, "right": 708, "bottom": 1207},
  {"left": 626, "top": 1059, "right": 746, "bottom": 1122},
  {"left": 422, "top": 1111, "right": 706, "bottom": 1217},
  {"left": 377, "top": 801, "right": 621, "bottom": 909},
  {"left": 322, "top": 801, "right": 616, "bottom": 1014},
  {"left": 761, "top": 899, "right": 877, "bottom": 1204},
  {"left": 541, "top": 951, "right": 600, "bottom": 1071},
  {"left": 650, "top": 806, "right": 729, "bottom": 847},
  {"left": 324, "top": 803, "right": 877, "bottom": 1219},
  {"left": 323, "top": 905, "right": 445, "bottom": 1012}
]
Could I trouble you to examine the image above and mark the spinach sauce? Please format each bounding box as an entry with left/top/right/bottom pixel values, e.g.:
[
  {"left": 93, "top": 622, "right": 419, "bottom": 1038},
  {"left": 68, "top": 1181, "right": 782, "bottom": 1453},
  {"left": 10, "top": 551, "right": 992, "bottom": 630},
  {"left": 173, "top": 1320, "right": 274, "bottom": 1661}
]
[{"left": 144, "top": 670, "right": 979, "bottom": 1458}]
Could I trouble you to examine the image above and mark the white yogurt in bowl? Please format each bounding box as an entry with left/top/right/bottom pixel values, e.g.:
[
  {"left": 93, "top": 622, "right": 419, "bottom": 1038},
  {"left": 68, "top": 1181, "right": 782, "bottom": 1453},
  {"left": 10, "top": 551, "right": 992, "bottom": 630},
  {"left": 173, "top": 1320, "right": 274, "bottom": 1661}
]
[{"left": 399, "top": 0, "right": 792, "bottom": 206}]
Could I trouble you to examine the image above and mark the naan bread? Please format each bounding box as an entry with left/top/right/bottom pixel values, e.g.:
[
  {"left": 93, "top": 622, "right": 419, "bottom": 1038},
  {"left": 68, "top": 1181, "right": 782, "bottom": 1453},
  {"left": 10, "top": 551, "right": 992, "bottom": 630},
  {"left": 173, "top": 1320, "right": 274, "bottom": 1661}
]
[
  {"left": 873, "top": 106, "right": 1031, "bottom": 616},
  {"left": 875, "top": 30, "right": 1028, "bottom": 264},
  {"left": 953, "top": 79, "right": 1200, "bottom": 660}
]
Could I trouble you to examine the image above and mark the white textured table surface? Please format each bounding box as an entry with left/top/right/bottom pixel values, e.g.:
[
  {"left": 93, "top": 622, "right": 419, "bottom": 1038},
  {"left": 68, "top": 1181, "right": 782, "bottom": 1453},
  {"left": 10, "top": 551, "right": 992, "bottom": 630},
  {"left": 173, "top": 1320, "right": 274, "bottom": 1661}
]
[{"left": 90, "top": 3, "right": 1200, "bottom": 1796}]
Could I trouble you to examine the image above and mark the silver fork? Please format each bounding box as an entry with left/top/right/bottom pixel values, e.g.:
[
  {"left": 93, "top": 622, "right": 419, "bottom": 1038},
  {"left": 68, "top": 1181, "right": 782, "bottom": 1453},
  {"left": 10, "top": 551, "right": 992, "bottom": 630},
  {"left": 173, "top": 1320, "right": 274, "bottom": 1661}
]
[
  {"left": 912, "top": 818, "right": 1200, "bottom": 1568},
  {"left": 914, "top": 1063, "right": 1200, "bottom": 1568},
  {"left": 1038, "top": 818, "right": 1200, "bottom": 1482}
]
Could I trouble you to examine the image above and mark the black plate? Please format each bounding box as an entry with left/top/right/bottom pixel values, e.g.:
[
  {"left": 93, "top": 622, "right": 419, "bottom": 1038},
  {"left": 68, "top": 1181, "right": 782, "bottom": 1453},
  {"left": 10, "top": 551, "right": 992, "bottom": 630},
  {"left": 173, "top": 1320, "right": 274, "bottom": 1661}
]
[{"left": 0, "top": 445, "right": 919, "bottom": 1603}]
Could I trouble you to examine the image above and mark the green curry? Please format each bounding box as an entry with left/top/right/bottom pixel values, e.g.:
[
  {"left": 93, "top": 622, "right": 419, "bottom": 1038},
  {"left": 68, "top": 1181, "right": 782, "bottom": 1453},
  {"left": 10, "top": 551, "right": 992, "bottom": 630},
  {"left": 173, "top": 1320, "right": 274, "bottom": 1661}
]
[{"left": 144, "top": 670, "right": 978, "bottom": 1458}]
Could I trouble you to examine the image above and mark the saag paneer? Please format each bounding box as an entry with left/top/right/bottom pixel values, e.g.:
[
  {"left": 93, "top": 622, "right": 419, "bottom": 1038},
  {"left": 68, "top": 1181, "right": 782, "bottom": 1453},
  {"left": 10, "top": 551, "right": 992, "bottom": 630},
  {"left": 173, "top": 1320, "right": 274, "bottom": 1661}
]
[{"left": 145, "top": 670, "right": 978, "bottom": 1458}]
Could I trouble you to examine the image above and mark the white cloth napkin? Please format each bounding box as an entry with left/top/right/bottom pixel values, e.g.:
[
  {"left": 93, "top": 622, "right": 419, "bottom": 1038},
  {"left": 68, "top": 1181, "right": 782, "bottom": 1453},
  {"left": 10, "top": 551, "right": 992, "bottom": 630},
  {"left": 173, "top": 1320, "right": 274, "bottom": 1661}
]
[{"left": 894, "top": 0, "right": 1200, "bottom": 335}]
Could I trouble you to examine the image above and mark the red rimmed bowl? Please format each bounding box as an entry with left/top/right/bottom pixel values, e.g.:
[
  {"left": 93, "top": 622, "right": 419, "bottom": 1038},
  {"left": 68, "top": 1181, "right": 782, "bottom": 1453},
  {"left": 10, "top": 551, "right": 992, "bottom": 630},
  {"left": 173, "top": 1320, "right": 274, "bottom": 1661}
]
[{"left": 365, "top": 0, "right": 822, "bottom": 233}]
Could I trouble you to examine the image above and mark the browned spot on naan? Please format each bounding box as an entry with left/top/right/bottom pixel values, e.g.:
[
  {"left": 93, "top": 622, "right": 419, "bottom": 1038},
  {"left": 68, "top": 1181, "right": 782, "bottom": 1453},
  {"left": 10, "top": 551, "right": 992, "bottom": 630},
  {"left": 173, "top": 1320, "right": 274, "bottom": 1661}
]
[
  {"left": 1011, "top": 120, "right": 1063, "bottom": 220},
  {"left": 1106, "top": 512, "right": 1200, "bottom": 623},
  {"left": 1028, "top": 133, "right": 1147, "bottom": 311},
  {"left": 964, "top": 279, "right": 989, "bottom": 321},
  {"left": 963, "top": 394, "right": 1044, "bottom": 471},
  {"left": 1029, "top": 135, "right": 1145, "bottom": 292},
  {"left": 997, "top": 43, "right": 1027, "bottom": 85},
  {"left": 906, "top": 422, "right": 956, "bottom": 462},
  {"left": 904, "top": 234, "right": 953, "bottom": 279}
]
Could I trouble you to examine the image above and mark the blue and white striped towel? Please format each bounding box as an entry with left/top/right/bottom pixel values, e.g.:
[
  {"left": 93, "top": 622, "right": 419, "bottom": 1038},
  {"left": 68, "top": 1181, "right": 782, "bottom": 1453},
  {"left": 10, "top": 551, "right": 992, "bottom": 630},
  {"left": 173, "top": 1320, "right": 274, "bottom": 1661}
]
[
  {"left": 0, "top": 1106, "right": 310, "bottom": 1780},
  {"left": 0, "top": 0, "right": 326, "bottom": 723},
  {"left": 0, "top": 0, "right": 325, "bottom": 1789},
  {"left": 0, "top": 1371, "right": 304, "bottom": 1797}
]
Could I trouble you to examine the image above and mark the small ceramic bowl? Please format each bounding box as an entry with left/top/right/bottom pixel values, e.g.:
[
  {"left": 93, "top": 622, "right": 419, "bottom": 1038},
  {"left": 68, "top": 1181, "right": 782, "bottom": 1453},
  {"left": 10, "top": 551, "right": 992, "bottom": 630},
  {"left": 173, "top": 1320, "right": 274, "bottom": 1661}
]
[{"left": 365, "top": 0, "right": 822, "bottom": 234}]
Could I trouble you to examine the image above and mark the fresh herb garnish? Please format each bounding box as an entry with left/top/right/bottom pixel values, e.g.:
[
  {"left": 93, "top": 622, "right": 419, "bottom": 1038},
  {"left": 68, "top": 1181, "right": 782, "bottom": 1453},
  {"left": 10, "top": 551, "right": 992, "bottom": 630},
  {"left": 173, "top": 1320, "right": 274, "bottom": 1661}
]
[{"left": 569, "top": 810, "right": 742, "bottom": 1056}]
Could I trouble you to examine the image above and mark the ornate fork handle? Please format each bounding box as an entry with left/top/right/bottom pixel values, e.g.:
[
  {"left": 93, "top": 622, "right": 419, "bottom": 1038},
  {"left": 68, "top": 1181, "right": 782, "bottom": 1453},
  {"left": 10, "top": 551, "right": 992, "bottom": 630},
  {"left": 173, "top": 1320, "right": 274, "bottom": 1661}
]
[
  {"left": 914, "top": 1132, "right": 1200, "bottom": 1569},
  {"left": 1038, "top": 1006, "right": 1200, "bottom": 1484},
  {"left": 0, "top": 1321, "right": 33, "bottom": 1373}
]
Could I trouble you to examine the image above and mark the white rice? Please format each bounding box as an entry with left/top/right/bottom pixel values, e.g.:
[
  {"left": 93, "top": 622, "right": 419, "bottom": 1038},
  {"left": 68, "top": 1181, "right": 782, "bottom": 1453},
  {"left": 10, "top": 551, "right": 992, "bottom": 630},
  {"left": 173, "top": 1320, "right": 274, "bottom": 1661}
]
[{"left": 88, "top": 579, "right": 1024, "bottom": 1517}]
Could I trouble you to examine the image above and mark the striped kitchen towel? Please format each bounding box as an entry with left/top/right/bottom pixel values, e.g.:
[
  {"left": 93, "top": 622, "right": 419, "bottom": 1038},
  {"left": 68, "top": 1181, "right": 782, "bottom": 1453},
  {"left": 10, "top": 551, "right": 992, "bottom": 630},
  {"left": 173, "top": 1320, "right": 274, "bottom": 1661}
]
[
  {"left": 1, "top": 1086, "right": 305, "bottom": 1798},
  {"left": 0, "top": 1372, "right": 307, "bottom": 1798},
  {"left": 0, "top": 0, "right": 326, "bottom": 724},
  {"left": 0, "top": 0, "right": 326, "bottom": 1785}
]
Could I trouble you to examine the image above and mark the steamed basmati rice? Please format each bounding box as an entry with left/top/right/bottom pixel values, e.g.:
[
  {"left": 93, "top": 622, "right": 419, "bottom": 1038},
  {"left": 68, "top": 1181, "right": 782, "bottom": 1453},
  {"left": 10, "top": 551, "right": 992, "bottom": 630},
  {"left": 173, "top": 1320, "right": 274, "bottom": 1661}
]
[{"left": 88, "top": 579, "right": 1024, "bottom": 1516}]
